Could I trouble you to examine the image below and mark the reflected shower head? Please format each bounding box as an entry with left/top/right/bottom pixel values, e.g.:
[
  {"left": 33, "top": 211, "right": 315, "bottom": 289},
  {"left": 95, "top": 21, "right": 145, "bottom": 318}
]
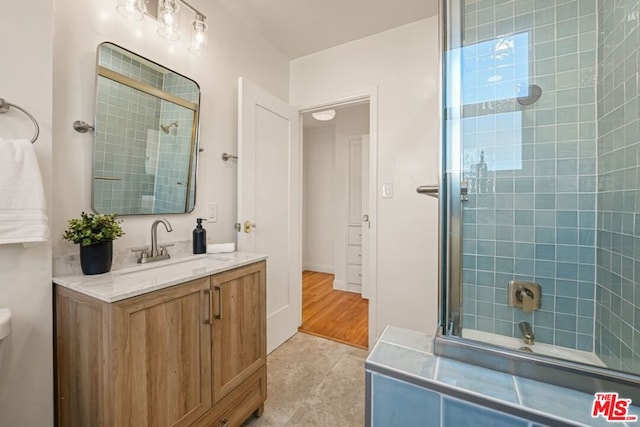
[
  {"left": 517, "top": 84, "right": 542, "bottom": 106},
  {"left": 160, "top": 121, "right": 178, "bottom": 134}
]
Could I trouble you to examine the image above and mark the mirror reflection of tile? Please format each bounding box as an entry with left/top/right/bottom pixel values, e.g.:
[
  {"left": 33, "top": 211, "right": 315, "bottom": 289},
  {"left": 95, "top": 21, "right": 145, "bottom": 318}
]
[{"left": 93, "top": 43, "right": 199, "bottom": 215}]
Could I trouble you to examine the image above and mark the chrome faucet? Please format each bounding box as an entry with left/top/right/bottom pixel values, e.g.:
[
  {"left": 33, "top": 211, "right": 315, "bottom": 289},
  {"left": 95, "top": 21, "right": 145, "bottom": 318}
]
[
  {"left": 133, "top": 218, "right": 173, "bottom": 264},
  {"left": 151, "top": 218, "right": 172, "bottom": 257},
  {"left": 519, "top": 321, "right": 534, "bottom": 345}
]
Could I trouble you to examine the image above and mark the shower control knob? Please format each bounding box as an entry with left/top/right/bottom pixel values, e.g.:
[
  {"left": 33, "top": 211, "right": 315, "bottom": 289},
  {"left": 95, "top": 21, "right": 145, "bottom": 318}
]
[{"left": 460, "top": 180, "right": 469, "bottom": 201}]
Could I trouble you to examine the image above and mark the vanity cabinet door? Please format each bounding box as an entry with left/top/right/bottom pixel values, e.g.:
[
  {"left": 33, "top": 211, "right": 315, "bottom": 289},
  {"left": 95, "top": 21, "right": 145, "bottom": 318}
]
[
  {"left": 111, "top": 276, "right": 213, "bottom": 426},
  {"left": 211, "top": 261, "right": 266, "bottom": 403}
]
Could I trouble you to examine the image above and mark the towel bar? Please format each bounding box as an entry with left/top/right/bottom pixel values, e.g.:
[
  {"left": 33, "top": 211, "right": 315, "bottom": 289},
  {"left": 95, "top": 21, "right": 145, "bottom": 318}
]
[{"left": 221, "top": 153, "right": 238, "bottom": 161}]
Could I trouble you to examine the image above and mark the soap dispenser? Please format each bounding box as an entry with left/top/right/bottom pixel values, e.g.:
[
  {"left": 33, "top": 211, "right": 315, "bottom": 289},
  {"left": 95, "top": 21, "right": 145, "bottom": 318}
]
[{"left": 193, "top": 218, "right": 207, "bottom": 254}]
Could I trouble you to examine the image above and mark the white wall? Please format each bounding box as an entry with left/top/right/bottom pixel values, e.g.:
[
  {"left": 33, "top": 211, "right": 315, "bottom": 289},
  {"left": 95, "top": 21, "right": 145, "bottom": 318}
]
[
  {"left": 0, "top": 1, "right": 54, "bottom": 426},
  {"left": 303, "top": 126, "right": 336, "bottom": 273},
  {"left": 52, "top": 0, "right": 290, "bottom": 262},
  {"left": 290, "top": 18, "right": 440, "bottom": 338},
  {"left": 0, "top": 0, "right": 289, "bottom": 425}
]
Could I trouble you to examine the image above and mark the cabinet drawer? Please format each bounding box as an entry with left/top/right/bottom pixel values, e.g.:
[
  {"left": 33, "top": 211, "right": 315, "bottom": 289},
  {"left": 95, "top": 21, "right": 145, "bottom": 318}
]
[
  {"left": 194, "top": 366, "right": 266, "bottom": 427},
  {"left": 348, "top": 265, "right": 362, "bottom": 284},
  {"left": 348, "top": 245, "right": 362, "bottom": 265},
  {"left": 348, "top": 226, "right": 362, "bottom": 245}
]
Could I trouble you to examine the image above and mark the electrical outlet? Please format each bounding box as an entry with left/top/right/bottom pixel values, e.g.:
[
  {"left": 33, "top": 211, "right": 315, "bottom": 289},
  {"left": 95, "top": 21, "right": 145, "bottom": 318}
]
[{"left": 207, "top": 202, "right": 218, "bottom": 222}]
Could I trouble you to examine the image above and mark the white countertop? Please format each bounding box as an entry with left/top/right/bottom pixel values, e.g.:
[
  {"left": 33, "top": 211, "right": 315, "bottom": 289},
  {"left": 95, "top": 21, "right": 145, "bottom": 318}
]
[{"left": 53, "top": 252, "right": 267, "bottom": 303}]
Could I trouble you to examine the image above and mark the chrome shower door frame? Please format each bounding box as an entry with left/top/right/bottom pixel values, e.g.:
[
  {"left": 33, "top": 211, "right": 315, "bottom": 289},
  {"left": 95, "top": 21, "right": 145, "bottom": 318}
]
[
  {"left": 436, "top": 0, "right": 640, "bottom": 404},
  {"left": 439, "top": 0, "right": 464, "bottom": 337}
]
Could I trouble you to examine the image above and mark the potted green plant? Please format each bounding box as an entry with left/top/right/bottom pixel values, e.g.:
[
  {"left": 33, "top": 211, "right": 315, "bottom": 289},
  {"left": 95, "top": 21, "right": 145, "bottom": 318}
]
[{"left": 63, "top": 212, "right": 124, "bottom": 275}]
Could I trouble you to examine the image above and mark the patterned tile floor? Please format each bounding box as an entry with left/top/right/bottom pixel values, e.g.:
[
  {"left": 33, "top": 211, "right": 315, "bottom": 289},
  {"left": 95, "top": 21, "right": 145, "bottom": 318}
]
[{"left": 243, "top": 332, "right": 368, "bottom": 426}]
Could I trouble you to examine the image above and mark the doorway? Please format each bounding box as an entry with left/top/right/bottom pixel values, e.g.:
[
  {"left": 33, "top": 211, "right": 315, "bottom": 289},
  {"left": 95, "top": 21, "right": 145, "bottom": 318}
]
[{"left": 298, "top": 101, "right": 372, "bottom": 349}]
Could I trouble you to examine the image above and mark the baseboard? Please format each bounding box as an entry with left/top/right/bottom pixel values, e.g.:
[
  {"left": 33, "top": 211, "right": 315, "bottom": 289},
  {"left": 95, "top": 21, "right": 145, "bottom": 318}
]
[
  {"left": 302, "top": 263, "right": 334, "bottom": 274},
  {"left": 346, "top": 283, "right": 362, "bottom": 294},
  {"left": 333, "top": 279, "right": 346, "bottom": 291}
]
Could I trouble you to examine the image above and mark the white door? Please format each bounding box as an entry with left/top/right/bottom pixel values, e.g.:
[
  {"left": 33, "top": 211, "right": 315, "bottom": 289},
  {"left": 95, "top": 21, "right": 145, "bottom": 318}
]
[
  {"left": 361, "top": 135, "right": 370, "bottom": 299},
  {"left": 237, "top": 77, "right": 301, "bottom": 354}
]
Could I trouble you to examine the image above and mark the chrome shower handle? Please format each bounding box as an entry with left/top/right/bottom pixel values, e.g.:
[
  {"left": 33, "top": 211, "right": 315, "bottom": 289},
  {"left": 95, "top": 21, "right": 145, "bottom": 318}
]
[
  {"left": 417, "top": 181, "right": 468, "bottom": 200},
  {"left": 416, "top": 185, "right": 439, "bottom": 198}
]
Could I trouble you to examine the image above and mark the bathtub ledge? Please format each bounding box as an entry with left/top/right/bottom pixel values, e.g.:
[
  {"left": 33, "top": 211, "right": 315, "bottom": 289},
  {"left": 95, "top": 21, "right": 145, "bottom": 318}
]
[{"left": 365, "top": 325, "right": 639, "bottom": 427}]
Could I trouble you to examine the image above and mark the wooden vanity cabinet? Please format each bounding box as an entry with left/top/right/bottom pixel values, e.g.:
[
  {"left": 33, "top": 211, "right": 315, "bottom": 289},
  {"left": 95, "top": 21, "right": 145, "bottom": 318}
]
[
  {"left": 212, "top": 263, "right": 266, "bottom": 402},
  {"left": 54, "top": 261, "right": 267, "bottom": 427}
]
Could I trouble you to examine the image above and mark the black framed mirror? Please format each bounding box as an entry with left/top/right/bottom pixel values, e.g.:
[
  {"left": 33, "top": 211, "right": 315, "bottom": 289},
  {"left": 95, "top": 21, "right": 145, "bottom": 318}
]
[{"left": 92, "top": 42, "right": 200, "bottom": 215}]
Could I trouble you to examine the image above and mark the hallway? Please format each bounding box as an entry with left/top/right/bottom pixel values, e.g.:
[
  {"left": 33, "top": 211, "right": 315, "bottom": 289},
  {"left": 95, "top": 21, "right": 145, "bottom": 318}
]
[{"left": 298, "top": 271, "right": 368, "bottom": 349}]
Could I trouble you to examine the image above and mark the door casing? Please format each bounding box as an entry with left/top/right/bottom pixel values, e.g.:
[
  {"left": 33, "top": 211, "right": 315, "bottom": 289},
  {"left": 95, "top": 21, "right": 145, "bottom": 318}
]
[{"left": 298, "top": 87, "right": 379, "bottom": 349}]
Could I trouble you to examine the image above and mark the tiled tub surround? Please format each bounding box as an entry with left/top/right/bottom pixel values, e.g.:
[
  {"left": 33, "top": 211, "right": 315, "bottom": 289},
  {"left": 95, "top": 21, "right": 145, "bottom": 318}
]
[
  {"left": 366, "top": 326, "right": 640, "bottom": 427},
  {"left": 595, "top": 0, "right": 640, "bottom": 374},
  {"left": 460, "top": 0, "right": 599, "bottom": 352},
  {"left": 154, "top": 72, "right": 199, "bottom": 213},
  {"left": 94, "top": 47, "right": 164, "bottom": 214}
]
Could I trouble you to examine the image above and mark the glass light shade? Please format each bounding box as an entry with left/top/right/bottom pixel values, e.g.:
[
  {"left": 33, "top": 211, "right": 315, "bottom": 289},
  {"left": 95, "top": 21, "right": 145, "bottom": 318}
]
[
  {"left": 157, "top": 0, "right": 180, "bottom": 41},
  {"left": 116, "top": 0, "right": 144, "bottom": 21},
  {"left": 312, "top": 109, "right": 336, "bottom": 121},
  {"left": 189, "top": 15, "right": 207, "bottom": 55}
]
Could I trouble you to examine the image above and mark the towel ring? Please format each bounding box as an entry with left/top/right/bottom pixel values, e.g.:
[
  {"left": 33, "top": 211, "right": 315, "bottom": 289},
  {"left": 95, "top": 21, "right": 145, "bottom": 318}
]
[{"left": 0, "top": 97, "right": 40, "bottom": 143}]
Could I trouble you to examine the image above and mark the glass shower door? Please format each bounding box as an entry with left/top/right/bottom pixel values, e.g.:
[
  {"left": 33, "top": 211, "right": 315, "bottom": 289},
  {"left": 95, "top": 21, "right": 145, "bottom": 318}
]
[{"left": 442, "top": 0, "right": 618, "bottom": 369}]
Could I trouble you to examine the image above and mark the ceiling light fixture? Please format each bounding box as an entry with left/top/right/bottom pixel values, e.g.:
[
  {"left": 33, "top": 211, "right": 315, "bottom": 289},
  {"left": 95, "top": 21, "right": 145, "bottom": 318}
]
[
  {"left": 312, "top": 110, "right": 336, "bottom": 121},
  {"left": 116, "top": 0, "right": 208, "bottom": 55}
]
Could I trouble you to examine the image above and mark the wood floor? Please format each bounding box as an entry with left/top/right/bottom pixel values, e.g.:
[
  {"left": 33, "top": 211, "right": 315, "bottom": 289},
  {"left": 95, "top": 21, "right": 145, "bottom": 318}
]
[{"left": 298, "top": 270, "right": 368, "bottom": 349}]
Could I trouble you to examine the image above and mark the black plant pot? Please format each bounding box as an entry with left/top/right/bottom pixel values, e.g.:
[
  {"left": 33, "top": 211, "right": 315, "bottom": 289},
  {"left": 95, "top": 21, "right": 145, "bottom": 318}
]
[{"left": 80, "top": 241, "right": 113, "bottom": 275}]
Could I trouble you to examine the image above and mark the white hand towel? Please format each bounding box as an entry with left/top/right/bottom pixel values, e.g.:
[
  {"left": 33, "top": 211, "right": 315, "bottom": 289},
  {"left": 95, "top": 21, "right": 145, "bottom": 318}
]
[{"left": 0, "top": 139, "right": 49, "bottom": 244}]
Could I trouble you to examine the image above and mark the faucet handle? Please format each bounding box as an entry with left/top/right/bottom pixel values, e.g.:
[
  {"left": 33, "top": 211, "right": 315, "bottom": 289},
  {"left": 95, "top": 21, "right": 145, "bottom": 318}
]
[
  {"left": 159, "top": 243, "right": 174, "bottom": 256},
  {"left": 131, "top": 247, "right": 149, "bottom": 263}
]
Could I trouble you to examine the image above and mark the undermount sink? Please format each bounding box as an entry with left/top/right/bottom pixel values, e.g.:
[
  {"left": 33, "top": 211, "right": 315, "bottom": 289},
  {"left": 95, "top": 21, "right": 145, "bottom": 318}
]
[{"left": 112, "top": 254, "right": 232, "bottom": 277}]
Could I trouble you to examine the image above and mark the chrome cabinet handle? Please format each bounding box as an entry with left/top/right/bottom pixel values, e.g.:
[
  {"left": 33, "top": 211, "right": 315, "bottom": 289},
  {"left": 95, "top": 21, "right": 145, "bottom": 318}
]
[
  {"left": 203, "top": 289, "right": 212, "bottom": 325},
  {"left": 214, "top": 285, "right": 223, "bottom": 319}
]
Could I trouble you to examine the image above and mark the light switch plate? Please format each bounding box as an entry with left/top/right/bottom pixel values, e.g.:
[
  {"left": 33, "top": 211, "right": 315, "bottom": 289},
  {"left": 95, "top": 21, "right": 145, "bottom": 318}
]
[
  {"left": 207, "top": 202, "right": 218, "bottom": 222},
  {"left": 382, "top": 183, "right": 393, "bottom": 199}
]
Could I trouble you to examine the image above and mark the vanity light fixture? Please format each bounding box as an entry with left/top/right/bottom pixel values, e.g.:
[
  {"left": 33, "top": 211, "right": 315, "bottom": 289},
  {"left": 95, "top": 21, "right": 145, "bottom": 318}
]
[
  {"left": 116, "top": 0, "right": 208, "bottom": 55},
  {"left": 116, "top": 0, "right": 144, "bottom": 21},
  {"left": 158, "top": 0, "right": 181, "bottom": 41},
  {"left": 312, "top": 109, "right": 336, "bottom": 121},
  {"left": 189, "top": 13, "right": 207, "bottom": 55}
]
